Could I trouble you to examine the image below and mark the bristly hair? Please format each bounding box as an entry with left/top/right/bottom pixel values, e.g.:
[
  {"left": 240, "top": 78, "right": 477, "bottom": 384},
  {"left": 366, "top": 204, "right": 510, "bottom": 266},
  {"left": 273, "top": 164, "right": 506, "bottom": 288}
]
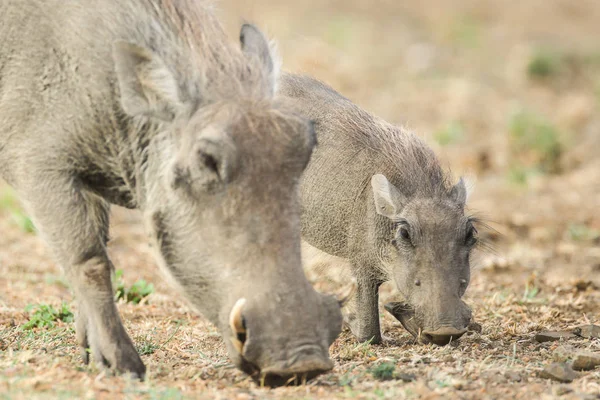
[
  {"left": 468, "top": 214, "right": 500, "bottom": 256},
  {"left": 328, "top": 100, "right": 454, "bottom": 199},
  {"left": 282, "top": 75, "right": 454, "bottom": 200},
  {"left": 119, "top": 0, "right": 279, "bottom": 104}
]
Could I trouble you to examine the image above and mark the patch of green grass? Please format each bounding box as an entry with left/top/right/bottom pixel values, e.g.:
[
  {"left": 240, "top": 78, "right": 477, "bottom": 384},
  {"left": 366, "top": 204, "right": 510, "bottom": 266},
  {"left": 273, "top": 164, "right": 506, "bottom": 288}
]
[
  {"left": 568, "top": 223, "right": 600, "bottom": 242},
  {"left": 508, "top": 110, "right": 563, "bottom": 180},
  {"left": 135, "top": 323, "right": 181, "bottom": 356},
  {"left": 0, "top": 188, "right": 35, "bottom": 233},
  {"left": 339, "top": 338, "right": 376, "bottom": 361},
  {"left": 434, "top": 121, "right": 464, "bottom": 146},
  {"left": 114, "top": 269, "right": 154, "bottom": 304},
  {"left": 518, "top": 283, "right": 546, "bottom": 305},
  {"left": 527, "top": 49, "right": 562, "bottom": 79},
  {"left": 369, "top": 362, "right": 396, "bottom": 381},
  {"left": 22, "top": 303, "right": 74, "bottom": 330},
  {"left": 507, "top": 165, "right": 538, "bottom": 186},
  {"left": 137, "top": 336, "right": 160, "bottom": 356},
  {"left": 434, "top": 379, "right": 451, "bottom": 388},
  {"left": 10, "top": 209, "right": 35, "bottom": 233},
  {"left": 44, "top": 274, "right": 70, "bottom": 289}
]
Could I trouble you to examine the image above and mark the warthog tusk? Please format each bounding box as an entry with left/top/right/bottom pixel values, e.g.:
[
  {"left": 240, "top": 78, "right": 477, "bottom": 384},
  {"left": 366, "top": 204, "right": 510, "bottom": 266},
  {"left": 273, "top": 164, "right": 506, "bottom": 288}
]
[
  {"left": 336, "top": 279, "right": 357, "bottom": 307},
  {"left": 229, "top": 298, "right": 247, "bottom": 354}
]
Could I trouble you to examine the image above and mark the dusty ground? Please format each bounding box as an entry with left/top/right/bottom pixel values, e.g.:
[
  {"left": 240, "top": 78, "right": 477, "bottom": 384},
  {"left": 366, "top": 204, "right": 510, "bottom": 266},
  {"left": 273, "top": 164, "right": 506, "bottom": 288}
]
[{"left": 1, "top": 0, "right": 600, "bottom": 398}]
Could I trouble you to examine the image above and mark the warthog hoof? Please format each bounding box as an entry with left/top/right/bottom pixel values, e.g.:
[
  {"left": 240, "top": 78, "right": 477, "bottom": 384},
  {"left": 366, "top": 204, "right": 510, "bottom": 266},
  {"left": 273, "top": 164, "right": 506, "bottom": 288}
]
[{"left": 76, "top": 302, "right": 145, "bottom": 379}]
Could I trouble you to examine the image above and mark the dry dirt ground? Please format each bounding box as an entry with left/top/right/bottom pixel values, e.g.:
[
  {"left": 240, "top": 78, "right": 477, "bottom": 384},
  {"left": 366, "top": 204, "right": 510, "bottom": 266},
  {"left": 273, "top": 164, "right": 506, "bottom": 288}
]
[{"left": 1, "top": 0, "right": 600, "bottom": 399}]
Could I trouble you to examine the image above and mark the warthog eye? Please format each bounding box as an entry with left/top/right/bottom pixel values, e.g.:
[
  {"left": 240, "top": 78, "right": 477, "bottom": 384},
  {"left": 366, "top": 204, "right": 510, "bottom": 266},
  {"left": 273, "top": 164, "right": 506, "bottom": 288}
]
[
  {"left": 399, "top": 227, "right": 410, "bottom": 241},
  {"left": 200, "top": 153, "right": 219, "bottom": 177},
  {"left": 393, "top": 220, "right": 413, "bottom": 247},
  {"left": 465, "top": 226, "right": 478, "bottom": 246}
]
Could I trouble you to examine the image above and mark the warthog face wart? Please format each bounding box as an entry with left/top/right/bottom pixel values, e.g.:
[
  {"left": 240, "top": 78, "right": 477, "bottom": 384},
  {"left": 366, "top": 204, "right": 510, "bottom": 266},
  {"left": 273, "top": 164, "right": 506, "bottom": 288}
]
[{"left": 372, "top": 175, "right": 475, "bottom": 345}]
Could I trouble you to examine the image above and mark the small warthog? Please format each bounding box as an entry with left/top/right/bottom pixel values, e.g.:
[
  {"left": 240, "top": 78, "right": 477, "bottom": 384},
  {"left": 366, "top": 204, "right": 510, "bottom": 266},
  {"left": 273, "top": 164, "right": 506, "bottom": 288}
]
[
  {"left": 281, "top": 74, "right": 477, "bottom": 346},
  {"left": 0, "top": 1, "right": 347, "bottom": 385}
]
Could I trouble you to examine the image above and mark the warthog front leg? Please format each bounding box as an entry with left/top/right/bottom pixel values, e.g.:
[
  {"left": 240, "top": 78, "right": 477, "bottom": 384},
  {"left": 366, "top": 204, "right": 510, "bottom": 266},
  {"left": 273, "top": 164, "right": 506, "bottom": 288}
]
[
  {"left": 20, "top": 176, "right": 145, "bottom": 378},
  {"left": 344, "top": 271, "right": 382, "bottom": 344}
]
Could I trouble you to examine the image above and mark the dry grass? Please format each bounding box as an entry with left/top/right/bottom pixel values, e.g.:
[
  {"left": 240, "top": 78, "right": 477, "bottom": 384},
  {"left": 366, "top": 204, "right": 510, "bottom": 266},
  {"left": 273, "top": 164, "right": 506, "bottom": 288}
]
[{"left": 2, "top": 0, "right": 600, "bottom": 398}]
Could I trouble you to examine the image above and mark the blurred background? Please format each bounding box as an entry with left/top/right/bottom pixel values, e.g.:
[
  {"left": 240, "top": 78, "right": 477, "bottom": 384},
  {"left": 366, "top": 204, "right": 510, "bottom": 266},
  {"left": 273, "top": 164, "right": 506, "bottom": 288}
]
[
  {"left": 1, "top": 0, "right": 599, "bottom": 397},
  {"left": 217, "top": 0, "right": 600, "bottom": 290}
]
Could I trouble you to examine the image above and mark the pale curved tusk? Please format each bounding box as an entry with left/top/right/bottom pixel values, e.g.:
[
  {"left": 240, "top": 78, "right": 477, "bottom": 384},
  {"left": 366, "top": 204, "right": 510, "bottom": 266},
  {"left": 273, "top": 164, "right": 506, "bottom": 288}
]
[
  {"left": 336, "top": 279, "right": 357, "bottom": 307},
  {"left": 229, "top": 298, "right": 247, "bottom": 354}
]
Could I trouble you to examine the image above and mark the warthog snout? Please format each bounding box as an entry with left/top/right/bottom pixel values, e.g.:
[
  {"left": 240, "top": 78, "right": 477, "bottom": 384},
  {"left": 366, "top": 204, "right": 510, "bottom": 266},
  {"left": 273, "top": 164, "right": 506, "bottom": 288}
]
[
  {"left": 226, "top": 283, "right": 354, "bottom": 386},
  {"left": 228, "top": 298, "right": 335, "bottom": 386},
  {"left": 421, "top": 327, "right": 468, "bottom": 346},
  {"left": 384, "top": 301, "right": 472, "bottom": 346},
  {"left": 258, "top": 346, "right": 335, "bottom": 386}
]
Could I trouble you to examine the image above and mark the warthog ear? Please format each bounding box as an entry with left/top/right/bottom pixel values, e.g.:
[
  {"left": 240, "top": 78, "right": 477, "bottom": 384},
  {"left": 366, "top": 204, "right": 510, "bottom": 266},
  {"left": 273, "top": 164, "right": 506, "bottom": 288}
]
[
  {"left": 450, "top": 177, "right": 470, "bottom": 206},
  {"left": 371, "top": 174, "right": 406, "bottom": 219},
  {"left": 112, "top": 41, "right": 183, "bottom": 121},
  {"left": 240, "top": 24, "right": 280, "bottom": 96}
]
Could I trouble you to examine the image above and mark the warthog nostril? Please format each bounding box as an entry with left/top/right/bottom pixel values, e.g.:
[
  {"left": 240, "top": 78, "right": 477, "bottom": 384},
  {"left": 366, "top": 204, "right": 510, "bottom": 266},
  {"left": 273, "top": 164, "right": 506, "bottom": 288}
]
[{"left": 421, "top": 327, "right": 468, "bottom": 346}]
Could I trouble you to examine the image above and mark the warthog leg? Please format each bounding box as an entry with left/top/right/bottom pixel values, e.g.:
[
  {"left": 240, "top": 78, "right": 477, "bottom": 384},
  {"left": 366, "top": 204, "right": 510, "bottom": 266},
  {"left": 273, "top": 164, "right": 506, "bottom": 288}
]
[
  {"left": 20, "top": 174, "right": 145, "bottom": 378},
  {"left": 344, "top": 271, "right": 383, "bottom": 344}
]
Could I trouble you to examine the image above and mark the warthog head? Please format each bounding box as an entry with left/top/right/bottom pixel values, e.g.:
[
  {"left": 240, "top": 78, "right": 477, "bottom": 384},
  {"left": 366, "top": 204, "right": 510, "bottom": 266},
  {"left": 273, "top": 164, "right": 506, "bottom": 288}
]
[
  {"left": 371, "top": 174, "right": 475, "bottom": 345},
  {"left": 113, "top": 24, "right": 346, "bottom": 385}
]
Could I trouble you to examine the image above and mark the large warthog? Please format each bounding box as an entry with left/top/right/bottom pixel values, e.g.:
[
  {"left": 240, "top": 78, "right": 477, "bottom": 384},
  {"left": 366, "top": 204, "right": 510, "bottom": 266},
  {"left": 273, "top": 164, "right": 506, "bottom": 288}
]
[
  {"left": 281, "top": 74, "right": 478, "bottom": 346},
  {"left": 0, "top": 1, "right": 347, "bottom": 385}
]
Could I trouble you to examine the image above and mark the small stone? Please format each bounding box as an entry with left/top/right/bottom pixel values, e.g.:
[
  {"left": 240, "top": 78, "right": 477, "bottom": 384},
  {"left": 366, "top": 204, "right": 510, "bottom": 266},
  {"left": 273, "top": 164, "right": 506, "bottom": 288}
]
[
  {"left": 553, "top": 345, "right": 575, "bottom": 363},
  {"left": 398, "top": 373, "right": 416, "bottom": 382},
  {"left": 539, "top": 363, "right": 578, "bottom": 383},
  {"left": 467, "top": 321, "right": 483, "bottom": 333},
  {"left": 573, "top": 325, "right": 600, "bottom": 339},
  {"left": 504, "top": 371, "right": 521, "bottom": 382},
  {"left": 534, "top": 331, "right": 577, "bottom": 343},
  {"left": 571, "top": 351, "right": 600, "bottom": 371}
]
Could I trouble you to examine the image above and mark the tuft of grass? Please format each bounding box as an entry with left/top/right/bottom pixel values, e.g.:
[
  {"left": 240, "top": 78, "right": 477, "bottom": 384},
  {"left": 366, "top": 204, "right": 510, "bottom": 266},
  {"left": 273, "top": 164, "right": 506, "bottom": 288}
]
[
  {"left": 339, "top": 338, "right": 376, "bottom": 361},
  {"left": 522, "top": 283, "right": 540, "bottom": 301},
  {"left": 338, "top": 365, "right": 360, "bottom": 387},
  {"left": 434, "top": 379, "right": 451, "bottom": 388},
  {"left": 114, "top": 269, "right": 154, "bottom": 304},
  {"left": 434, "top": 121, "right": 465, "bottom": 146},
  {"left": 507, "top": 165, "right": 536, "bottom": 186},
  {"left": 0, "top": 188, "right": 35, "bottom": 233},
  {"left": 137, "top": 337, "right": 160, "bottom": 356},
  {"left": 369, "top": 362, "right": 396, "bottom": 381},
  {"left": 518, "top": 282, "right": 547, "bottom": 305},
  {"left": 527, "top": 49, "right": 562, "bottom": 79},
  {"left": 10, "top": 209, "right": 35, "bottom": 233},
  {"left": 22, "top": 303, "right": 74, "bottom": 330},
  {"left": 568, "top": 223, "right": 600, "bottom": 242},
  {"left": 507, "top": 110, "right": 563, "bottom": 181},
  {"left": 135, "top": 324, "right": 181, "bottom": 356}
]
